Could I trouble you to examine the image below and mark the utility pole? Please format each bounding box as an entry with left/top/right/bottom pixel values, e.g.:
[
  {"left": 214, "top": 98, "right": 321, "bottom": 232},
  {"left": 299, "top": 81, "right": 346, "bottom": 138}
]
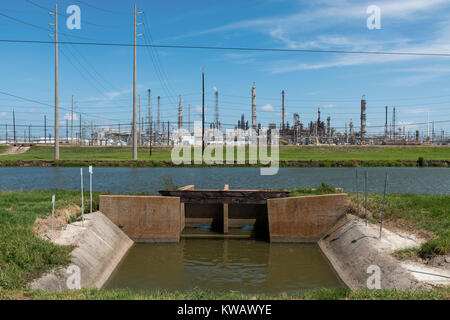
[
  {"left": 282, "top": 90, "right": 285, "bottom": 130},
  {"left": 50, "top": 4, "right": 59, "bottom": 159},
  {"left": 13, "top": 109, "right": 16, "bottom": 143},
  {"left": 66, "top": 119, "right": 68, "bottom": 143},
  {"left": 5, "top": 123, "right": 7, "bottom": 144},
  {"left": 71, "top": 95, "right": 74, "bottom": 144},
  {"left": 202, "top": 71, "right": 205, "bottom": 155},
  {"left": 167, "top": 121, "right": 170, "bottom": 146},
  {"left": 132, "top": 4, "right": 143, "bottom": 160},
  {"left": 28, "top": 125, "right": 31, "bottom": 143},
  {"left": 44, "top": 115, "right": 47, "bottom": 144},
  {"left": 79, "top": 113, "right": 82, "bottom": 146}
]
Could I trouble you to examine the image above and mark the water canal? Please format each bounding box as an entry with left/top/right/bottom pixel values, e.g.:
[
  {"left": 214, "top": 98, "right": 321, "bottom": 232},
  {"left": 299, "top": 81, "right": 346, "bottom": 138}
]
[
  {"left": 0, "top": 167, "right": 448, "bottom": 194},
  {"left": 105, "top": 235, "right": 342, "bottom": 293}
]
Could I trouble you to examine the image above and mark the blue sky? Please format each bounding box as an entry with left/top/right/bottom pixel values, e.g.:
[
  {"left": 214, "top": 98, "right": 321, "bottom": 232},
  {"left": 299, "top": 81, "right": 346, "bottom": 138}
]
[{"left": 1, "top": 0, "right": 450, "bottom": 137}]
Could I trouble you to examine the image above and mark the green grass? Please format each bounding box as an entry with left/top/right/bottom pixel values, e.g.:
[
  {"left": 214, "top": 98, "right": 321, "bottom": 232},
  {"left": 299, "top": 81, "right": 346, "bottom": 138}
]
[
  {"left": 0, "top": 146, "right": 8, "bottom": 154},
  {"left": 0, "top": 190, "right": 99, "bottom": 289},
  {"left": 349, "top": 193, "right": 450, "bottom": 257},
  {"left": 1, "top": 145, "right": 449, "bottom": 162},
  {"left": 0, "top": 287, "right": 448, "bottom": 300},
  {"left": 288, "top": 182, "right": 338, "bottom": 197}
]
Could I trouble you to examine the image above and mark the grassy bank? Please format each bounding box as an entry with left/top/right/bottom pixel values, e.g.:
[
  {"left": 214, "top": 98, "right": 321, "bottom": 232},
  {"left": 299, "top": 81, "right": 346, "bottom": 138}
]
[
  {"left": 0, "top": 159, "right": 448, "bottom": 168},
  {"left": 1, "top": 287, "right": 449, "bottom": 300},
  {"left": 0, "top": 145, "right": 448, "bottom": 167},
  {"left": 0, "top": 190, "right": 99, "bottom": 289},
  {"left": 349, "top": 193, "right": 450, "bottom": 257}
]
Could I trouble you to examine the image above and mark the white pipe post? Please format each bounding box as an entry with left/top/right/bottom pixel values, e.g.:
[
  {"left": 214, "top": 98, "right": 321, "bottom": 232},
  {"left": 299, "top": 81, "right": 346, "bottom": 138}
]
[
  {"left": 364, "top": 171, "right": 368, "bottom": 226},
  {"left": 89, "top": 165, "right": 93, "bottom": 214},
  {"left": 380, "top": 173, "right": 388, "bottom": 238},
  {"left": 355, "top": 169, "right": 359, "bottom": 217},
  {"left": 80, "top": 168, "right": 84, "bottom": 226},
  {"left": 51, "top": 194, "right": 55, "bottom": 238}
]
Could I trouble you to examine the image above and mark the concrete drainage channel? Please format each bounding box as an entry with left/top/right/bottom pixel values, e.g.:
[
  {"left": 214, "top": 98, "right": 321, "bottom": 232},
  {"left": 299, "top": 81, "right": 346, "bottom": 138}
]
[{"left": 31, "top": 188, "right": 448, "bottom": 292}]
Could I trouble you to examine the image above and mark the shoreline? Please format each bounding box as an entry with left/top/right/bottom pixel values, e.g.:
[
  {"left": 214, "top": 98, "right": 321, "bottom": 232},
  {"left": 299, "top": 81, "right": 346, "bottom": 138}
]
[{"left": 0, "top": 159, "right": 448, "bottom": 168}]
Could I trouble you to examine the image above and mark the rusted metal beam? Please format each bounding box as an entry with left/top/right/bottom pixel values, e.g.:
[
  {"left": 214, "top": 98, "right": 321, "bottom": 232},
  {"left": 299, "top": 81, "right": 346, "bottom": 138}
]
[{"left": 158, "top": 190, "right": 290, "bottom": 204}]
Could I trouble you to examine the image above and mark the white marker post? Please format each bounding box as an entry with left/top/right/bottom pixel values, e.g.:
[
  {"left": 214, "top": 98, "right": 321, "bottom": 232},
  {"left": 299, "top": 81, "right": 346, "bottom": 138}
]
[
  {"left": 51, "top": 194, "right": 55, "bottom": 238},
  {"left": 89, "top": 165, "right": 93, "bottom": 214},
  {"left": 80, "top": 168, "right": 84, "bottom": 226}
]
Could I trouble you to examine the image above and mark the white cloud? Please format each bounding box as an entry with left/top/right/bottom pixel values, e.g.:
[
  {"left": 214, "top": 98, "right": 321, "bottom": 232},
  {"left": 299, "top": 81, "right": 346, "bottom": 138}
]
[
  {"left": 0, "top": 112, "right": 6, "bottom": 118},
  {"left": 261, "top": 104, "right": 274, "bottom": 111},
  {"left": 323, "top": 104, "right": 337, "bottom": 109},
  {"left": 63, "top": 113, "right": 79, "bottom": 121},
  {"left": 405, "top": 108, "right": 436, "bottom": 114},
  {"left": 195, "top": 106, "right": 208, "bottom": 113}
]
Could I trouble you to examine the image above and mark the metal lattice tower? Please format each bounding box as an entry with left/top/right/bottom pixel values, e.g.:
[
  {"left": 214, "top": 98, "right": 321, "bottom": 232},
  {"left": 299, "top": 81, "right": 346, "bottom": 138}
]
[{"left": 251, "top": 83, "right": 256, "bottom": 131}]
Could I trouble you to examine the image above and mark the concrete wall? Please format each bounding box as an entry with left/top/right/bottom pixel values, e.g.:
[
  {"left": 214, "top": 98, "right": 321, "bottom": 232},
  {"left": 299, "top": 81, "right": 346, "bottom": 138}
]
[
  {"left": 318, "top": 215, "right": 422, "bottom": 290},
  {"left": 100, "top": 195, "right": 181, "bottom": 243},
  {"left": 267, "top": 194, "right": 348, "bottom": 243},
  {"left": 30, "top": 211, "right": 133, "bottom": 291}
]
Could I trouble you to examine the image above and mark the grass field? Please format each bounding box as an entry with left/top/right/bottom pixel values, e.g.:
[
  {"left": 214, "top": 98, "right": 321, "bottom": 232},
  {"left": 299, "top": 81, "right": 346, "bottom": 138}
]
[
  {"left": 0, "top": 190, "right": 98, "bottom": 289},
  {"left": 350, "top": 193, "right": 450, "bottom": 257},
  {"left": 1, "top": 145, "right": 449, "bottom": 162},
  {"left": 0, "top": 145, "right": 8, "bottom": 154},
  {"left": 1, "top": 287, "right": 448, "bottom": 300}
]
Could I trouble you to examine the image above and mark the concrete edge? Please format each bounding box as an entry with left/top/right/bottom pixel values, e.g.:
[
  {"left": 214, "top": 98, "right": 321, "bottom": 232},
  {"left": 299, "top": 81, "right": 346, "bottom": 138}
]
[
  {"left": 318, "top": 214, "right": 423, "bottom": 290},
  {"left": 30, "top": 211, "right": 134, "bottom": 291}
]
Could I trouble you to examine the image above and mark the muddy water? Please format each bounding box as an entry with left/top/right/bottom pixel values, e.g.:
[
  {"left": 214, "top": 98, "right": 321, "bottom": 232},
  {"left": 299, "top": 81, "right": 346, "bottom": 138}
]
[{"left": 105, "top": 237, "right": 343, "bottom": 294}]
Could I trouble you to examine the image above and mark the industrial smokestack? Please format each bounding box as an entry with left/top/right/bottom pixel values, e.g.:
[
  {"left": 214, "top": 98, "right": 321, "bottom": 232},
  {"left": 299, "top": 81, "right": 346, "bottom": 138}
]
[
  {"left": 251, "top": 83, "right": 256, "bottom": 131},
  {"left": 360, "top": 95, "right": 366, "bottom": 141},
  {"left": 157, "top": 96, "right": 161, "bottom": 133},
  {"left": 393, "top": 107, "right": 396, "bottom": 142},
  {"left": 327, "top": 116, "right": 331, "bottom": 136},
  {"left": 384, "top": 106, "right": 388, "bottom": 139},
  {"left": 178, "top": 95, "right": 183, "bottom": 130},
  {"left": 214, "top": 88, "right": 219, "bottom": 130},
  {"left": 281, "top": 90, "right": 285, "bottom": 130}
]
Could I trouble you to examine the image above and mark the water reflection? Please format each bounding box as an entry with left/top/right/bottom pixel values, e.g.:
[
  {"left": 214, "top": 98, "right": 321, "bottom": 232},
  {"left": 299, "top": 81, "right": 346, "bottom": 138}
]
[
  {"left": 105, "top": 239, "right": 342, "bottom": 293},
  {"left": 0, "top": 167, "right": 448, "bottom": 194}
]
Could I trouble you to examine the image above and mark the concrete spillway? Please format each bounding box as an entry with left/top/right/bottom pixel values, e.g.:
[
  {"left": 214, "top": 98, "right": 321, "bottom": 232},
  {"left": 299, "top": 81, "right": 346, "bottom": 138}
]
[
  {"left": 99, "top": 187, "right": 348, "bottom": 243},
  {"left": 31, "top": 186, "right": 435, "bottom": 291}
]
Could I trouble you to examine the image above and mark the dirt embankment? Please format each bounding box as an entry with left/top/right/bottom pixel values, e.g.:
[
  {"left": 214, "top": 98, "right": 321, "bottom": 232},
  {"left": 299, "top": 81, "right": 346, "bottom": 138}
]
[
  {"left": 33, "top": 205, "right": 81, "bottom": 240},
  {"left": 0, "top": 146, "right": 30, "bottom": 156}
]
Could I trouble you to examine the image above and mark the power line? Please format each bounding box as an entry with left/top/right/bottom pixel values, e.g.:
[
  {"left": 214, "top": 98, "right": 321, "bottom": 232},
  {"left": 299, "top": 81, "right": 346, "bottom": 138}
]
[{"left": 1, "top": 39, "right": 450, "bottom": 57}]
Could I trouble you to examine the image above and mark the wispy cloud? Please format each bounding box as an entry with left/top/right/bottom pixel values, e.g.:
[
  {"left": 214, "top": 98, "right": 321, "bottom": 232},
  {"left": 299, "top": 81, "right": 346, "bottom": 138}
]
[
  {"left": 261, "top": 104, "right": 275, "bottom": 111},
  {"left": 63, "top": 113, "right": 79, "bottom": 121}
]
